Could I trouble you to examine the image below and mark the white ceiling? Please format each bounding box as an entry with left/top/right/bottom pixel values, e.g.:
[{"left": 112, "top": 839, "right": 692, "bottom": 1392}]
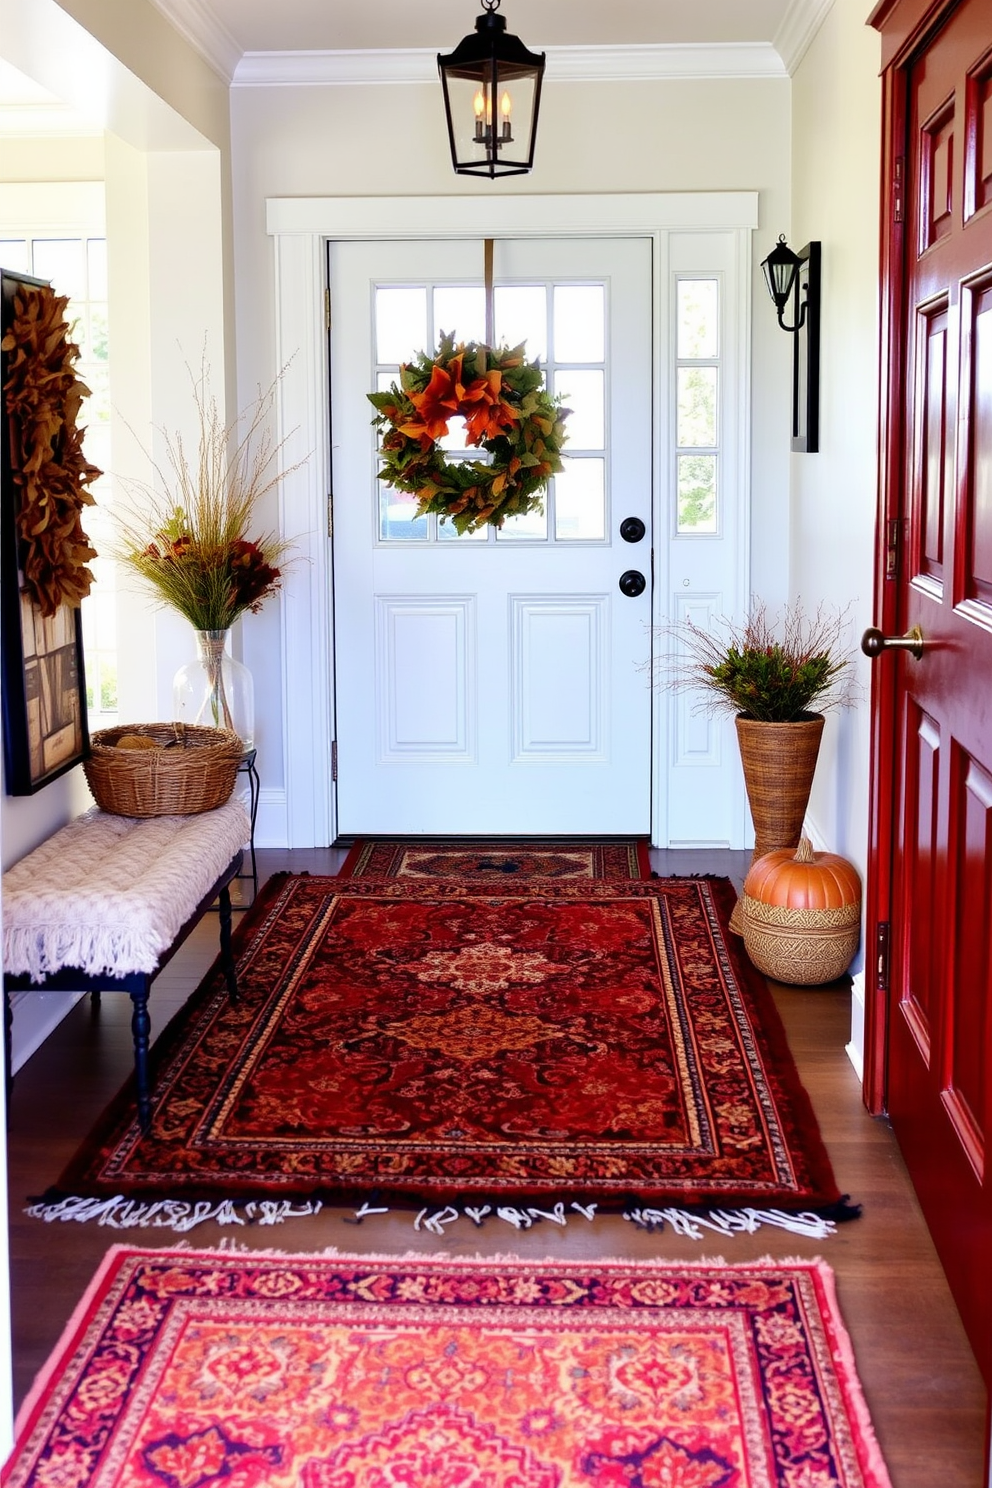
[
  {"left": 0, "top": 0, "right": 829, "bottom": 129},
  {"left": 158, "top": 0, "right": 797, "bottom": 55},
  {"left": 146, "top": 0, "right": 831, "bottom": 82}
]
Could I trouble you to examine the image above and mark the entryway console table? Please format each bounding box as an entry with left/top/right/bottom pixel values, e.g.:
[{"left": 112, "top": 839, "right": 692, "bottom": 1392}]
[{"left": 1, "top": 798, "right": 250, "bottom": 1128}]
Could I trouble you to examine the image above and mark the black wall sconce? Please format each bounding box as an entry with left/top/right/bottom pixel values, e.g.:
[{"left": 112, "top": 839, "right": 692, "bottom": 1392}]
[
  {"left": 438, "top": 0, "right": 545, "bottom": 179},
  {"left": 761, "top": 235, "right": 820, "bottom": 453}
]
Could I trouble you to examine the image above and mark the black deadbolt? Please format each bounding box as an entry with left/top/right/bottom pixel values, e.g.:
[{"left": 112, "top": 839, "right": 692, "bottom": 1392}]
[
  {"left": 619, "top": 516, "right": 646, "bottom": 543},
  {"left": 618, "top": 569, "right": 646, "bottom": 598}
]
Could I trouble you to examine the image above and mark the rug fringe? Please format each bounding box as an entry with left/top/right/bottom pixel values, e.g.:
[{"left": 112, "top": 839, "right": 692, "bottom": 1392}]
[
  {"left": 25, "top": 1193, "right": 323, "bottom": 1231},
  {"left": 25, "top": 1191, "right": 843, "bottom": 1238}
]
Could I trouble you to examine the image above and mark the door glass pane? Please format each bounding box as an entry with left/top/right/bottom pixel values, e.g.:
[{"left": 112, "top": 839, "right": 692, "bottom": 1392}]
[
  {"left": 433, "top": 285, "right": 486, "bottom": 346},
  {"left": 438, "top": 416, "right": 471, "bottom": 454},
  {"left": 557, "top": 369, "right": 604, "bottom": 449},
  {"left": 677, "top": 454, "right": 717, "bottom": 533},
  {"left": 677, "top": 279, "right": 719, "bottom": 359},
  {"left": 31, "top": 238, "right": 86, "bottom": 300},
  {"left": 554, "top": 285, "right": 605, "bottom": 362},
  {"left": 494, "top": 285, "right": 546, "bottom": 361},
  {"left": 677, "top": 366, "right": 718, "bottom": 447},
  {"left": 376, "top": 286, "right": 427, "bottom": 364},
  {"left": 555, "top": 458, "right": 605, "bottom": 540},
  {"left": 497, "top": 503, "right": 548, "bottom": 540},
  {"left": 437, "top": 511, "right": 489, "bottom": 541},
  {"left": 0, "top": 239, "right": 29, "bottom": 272},
  {"left": 379, "top": 483, "right": 429, "bottom": 541}
]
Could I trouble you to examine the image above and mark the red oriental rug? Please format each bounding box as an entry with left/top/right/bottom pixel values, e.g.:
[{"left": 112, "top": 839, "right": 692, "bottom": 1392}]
[
  {"left": 5, "top": 1247, "right": 893, "bottom": 1488},
  {"left": 338, "top": 837, "right": 652, "bottom": 880},
  {"left": 46, "top": 874, "right": 851, "bottom": 1222}
]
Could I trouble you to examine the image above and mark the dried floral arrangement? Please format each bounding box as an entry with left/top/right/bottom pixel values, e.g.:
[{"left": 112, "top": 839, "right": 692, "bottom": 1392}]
[
  {"left": 657, "top": 600, "right": 856, "bottom": 723},
  {"left": 1, "top": 283, "right": 100, "bottom": 617},
  {"left": 368, "top": 332, "right": 570, "bottom": 535},
  {"left": 113, "top": 365, "right": 295, "bottom": 632}
]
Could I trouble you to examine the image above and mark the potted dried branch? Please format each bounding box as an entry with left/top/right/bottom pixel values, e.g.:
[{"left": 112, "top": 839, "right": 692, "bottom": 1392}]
[
  {"left": 112, "top": 364, "right": 298, "bottom": 748},
  {"left": 658, "top": 601, "right": 854, "bottom": 927}
]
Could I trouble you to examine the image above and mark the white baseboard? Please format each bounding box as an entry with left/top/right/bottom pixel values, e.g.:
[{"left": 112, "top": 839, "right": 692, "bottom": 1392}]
[
  {"left": 9, "top": 990, "right": 84, "bottom": 1074},
  {"left": 846, "top": 969, "right": 865, "bottom": 1080},
  {"left": 254, "top": 788, "right": 289, "bottom": 848}
]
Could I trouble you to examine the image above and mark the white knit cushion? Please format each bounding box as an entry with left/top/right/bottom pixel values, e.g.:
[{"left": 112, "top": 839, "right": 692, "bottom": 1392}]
[{"left": 2, "top": 799, "right": 251, "bottom": 982}]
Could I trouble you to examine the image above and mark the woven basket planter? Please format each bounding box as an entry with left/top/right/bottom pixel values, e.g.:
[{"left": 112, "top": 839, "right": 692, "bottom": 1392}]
[
  {"left": 735, "top": 714, "right": 825, "bottom": 865},
  {"left": 84, "top": 723, "right": 242, "bottom": 818},
  {"left": 729, "top": 713, "right": 825, "bottom": 933}
]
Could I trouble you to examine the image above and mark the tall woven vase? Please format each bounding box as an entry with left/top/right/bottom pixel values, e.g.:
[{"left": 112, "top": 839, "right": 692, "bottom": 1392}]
[{"left": 730, "top": 713, "right": 825, "bottom": 933}]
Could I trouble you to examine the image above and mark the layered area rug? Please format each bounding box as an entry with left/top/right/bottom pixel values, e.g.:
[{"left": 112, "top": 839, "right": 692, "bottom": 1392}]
[
  {"left": 338, "top": 837, "right": 652, "bottom": 880},
  {"left": 46, "top": 874, "right": 849, "bottom": 1221},
  {"left": 5, "top": 1247, "right": 893, "bottom": 1488}
]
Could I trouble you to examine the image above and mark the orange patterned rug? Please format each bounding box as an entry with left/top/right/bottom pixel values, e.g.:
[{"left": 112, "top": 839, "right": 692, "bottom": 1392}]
[
  {"left": 338, "top": 838, "right": 652, "bottom": 880},
  {"left": 6, "top": 1247, "right": 892, "bottom": 1488},
  {"left": 45, "top": 874, "right": 853, "bottom": 1224}
]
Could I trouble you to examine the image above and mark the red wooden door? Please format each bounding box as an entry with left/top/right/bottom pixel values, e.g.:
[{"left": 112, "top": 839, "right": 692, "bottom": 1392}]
[{"left": 868, "top": 0, "right": 992, "bottom": 1384}]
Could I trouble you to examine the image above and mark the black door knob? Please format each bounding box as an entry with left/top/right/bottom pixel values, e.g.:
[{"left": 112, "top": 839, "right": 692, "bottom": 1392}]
[
  {"left": 618, "top": 569, "right": 646, "bottom": 598},
  {"left": 619, "top": 516, "right": 646, "bottom": 543}
]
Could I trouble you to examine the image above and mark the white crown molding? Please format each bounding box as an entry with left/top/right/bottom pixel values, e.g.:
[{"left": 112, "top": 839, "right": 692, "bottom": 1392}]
[
  {"left": 550, "top": 43, "right": 786, "bottom": 81},
  {"left": 774, "top": 0, "right": 836, "bottom": 74},
  {"left": 232, "top": 42, "right": 788, "bottom": 90},
  {"left": 144, "top": 0, "right": 242, "bottom": 83}
]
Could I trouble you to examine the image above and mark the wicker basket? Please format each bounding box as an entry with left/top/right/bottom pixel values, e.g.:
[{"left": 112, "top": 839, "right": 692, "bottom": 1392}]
[
  {"left": 84, "top": 723, "right": 243, "bottom": 817},
  {"left": 740, "top": 895, "right": 862, "bottom": 985}
]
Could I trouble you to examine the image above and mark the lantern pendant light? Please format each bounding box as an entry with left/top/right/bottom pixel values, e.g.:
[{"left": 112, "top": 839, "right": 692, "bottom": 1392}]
[{"left": 438, "top": 0, "right": 545, "bottom": 179}]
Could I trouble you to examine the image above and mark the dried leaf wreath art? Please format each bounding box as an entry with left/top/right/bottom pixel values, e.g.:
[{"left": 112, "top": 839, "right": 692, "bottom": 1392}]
[
  {"left": 2, "top": 283, "right": 100, "bottom": 617},
  {"left": 368, "top": 332, "right": 569, "bottom": 534}
]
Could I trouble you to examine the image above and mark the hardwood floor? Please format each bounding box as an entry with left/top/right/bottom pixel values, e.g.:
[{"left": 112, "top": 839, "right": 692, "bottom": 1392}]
[{"left": 5, "top": 846, "right": 988, "bottom": 1484}]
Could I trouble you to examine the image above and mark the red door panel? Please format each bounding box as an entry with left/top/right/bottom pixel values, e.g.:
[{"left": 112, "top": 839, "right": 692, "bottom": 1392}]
[{"left": 871, "top": 0, "right": 992, "bottom": 1384}]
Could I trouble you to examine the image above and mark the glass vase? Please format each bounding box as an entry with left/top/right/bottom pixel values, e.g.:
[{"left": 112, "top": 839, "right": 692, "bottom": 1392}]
[{"left": 173, "top": 629, "right": 254, "bottom": 750}]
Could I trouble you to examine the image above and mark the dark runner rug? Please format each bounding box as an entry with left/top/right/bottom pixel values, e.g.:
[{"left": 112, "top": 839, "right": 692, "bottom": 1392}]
[
  {"left": 338, "top": 837, "right": 652, "bottom": 880},
  {"left": 41, "top": 874, "right": 854, "bottom": 1231},
  {"left": 5, "top": 1248, "right": 892, "bottom": 1488}
]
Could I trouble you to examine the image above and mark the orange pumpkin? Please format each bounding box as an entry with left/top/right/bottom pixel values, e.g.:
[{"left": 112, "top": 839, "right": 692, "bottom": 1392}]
[{"left": 741, "top": 836, "right": 862, "bottom": 985}]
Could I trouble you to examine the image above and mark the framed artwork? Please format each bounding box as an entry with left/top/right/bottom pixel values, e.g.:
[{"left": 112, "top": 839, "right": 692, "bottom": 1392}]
[
  {"left": 791, "top": 241, "right": 821, "bottom": 453},
  {"left": 1, "top": 268, "right": 91, "bottom": 794}
]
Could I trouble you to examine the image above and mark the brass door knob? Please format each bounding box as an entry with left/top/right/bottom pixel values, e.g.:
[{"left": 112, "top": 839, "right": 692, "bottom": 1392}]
[{"left": 861, "top": 625, "right": 924, "bottom": 660}]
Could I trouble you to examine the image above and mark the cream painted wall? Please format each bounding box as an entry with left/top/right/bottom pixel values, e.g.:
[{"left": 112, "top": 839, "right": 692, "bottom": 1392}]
[
  {"left": 53, "top": 0, "right": 230, "bottom": 149},
  {"left": 789, "top": 0, "right": 882, "bottom": 1059},
  {"left": 0, "top": 174, "right": 106, "bottom": 867},
  {"left": 230, "top": 74, "right": 795, "bottom": 810},
  {"left": 50, "top": 0, "right": 238, "bottom": 414},
  {"left": 0, "top": 136, "right": 104, "bottom": 181}
]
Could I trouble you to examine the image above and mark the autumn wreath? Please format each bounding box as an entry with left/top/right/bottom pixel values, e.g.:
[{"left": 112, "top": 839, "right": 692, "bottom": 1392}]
[
  {"left": 368, "top": 333, "right": 569, "bottom": 535},
  {"left": 1, "top": 283, "right": 100, "bottom": 617}
]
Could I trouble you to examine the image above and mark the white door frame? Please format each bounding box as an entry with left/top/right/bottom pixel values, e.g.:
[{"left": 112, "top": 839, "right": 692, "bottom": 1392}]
[{"left": 266, "top": 192, "right": 757, "bottom": 848}]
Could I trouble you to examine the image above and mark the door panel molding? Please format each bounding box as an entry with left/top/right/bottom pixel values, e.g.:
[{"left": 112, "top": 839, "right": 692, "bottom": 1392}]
[
  {"left": 375, "top": 597, "right": 476, "bottom": 763},
  {"left": 509, "top": 596, "right": 608, "bottom": 762}
]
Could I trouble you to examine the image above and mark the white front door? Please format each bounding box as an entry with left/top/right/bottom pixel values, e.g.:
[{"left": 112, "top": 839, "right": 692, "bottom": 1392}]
[{"left": 329, "top": 237, "right": 653, "bottom": 835}]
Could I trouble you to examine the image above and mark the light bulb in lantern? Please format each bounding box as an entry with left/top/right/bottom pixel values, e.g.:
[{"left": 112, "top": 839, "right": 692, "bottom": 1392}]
[
  {"left": 473, "top": 88, "right": 486, "bottom": 142},
  {"left": 500, "top": 90, "right": 513, "bottom": 142}
]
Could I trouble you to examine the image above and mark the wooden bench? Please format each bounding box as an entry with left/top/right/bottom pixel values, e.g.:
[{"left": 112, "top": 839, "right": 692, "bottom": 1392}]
[{"left": 2, "top": 799, "right": 251, "bottom": 1128}]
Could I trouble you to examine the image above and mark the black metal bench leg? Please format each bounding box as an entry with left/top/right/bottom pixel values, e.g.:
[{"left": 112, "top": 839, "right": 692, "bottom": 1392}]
[
  {"left": 3, "top": 988, "right": 12, "bottom": 1123},
  {"left": 129, "top": 979, "right": 153, "bottom": 1131},
  {"left": 219, "top": 885, "right": 239, "bottom": 1002}
]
